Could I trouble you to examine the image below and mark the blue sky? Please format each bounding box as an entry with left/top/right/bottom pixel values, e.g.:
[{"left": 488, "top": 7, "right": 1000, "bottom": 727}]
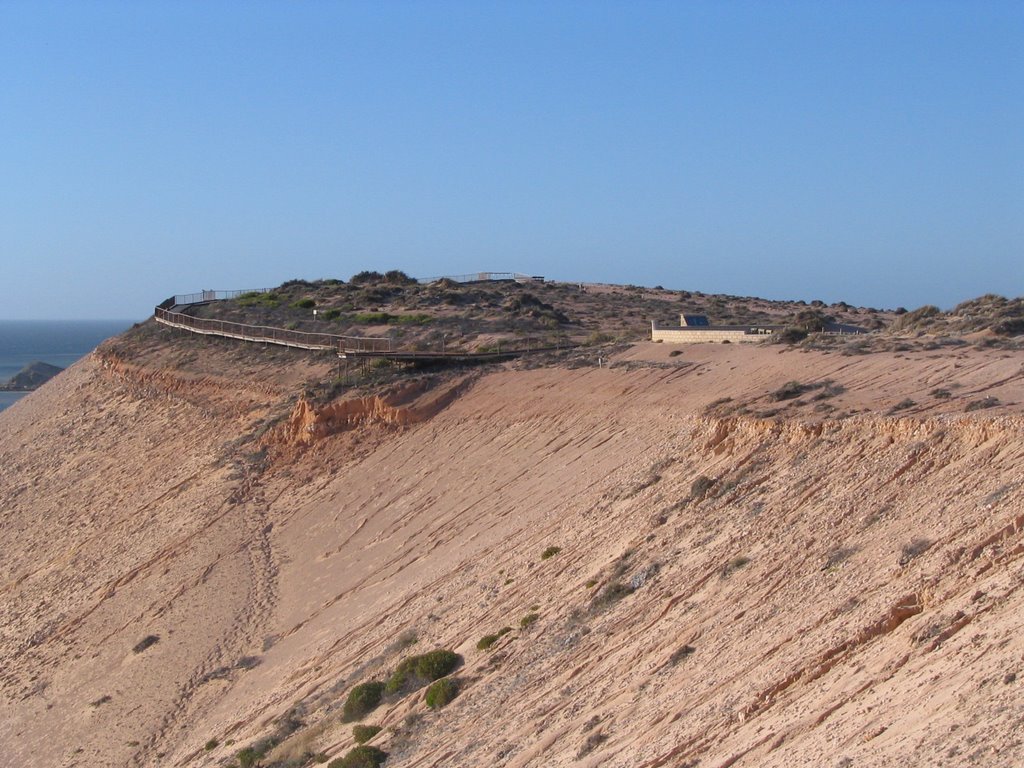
[{"left": 1, "top": 1, "right": 1021, "bottom": 319}]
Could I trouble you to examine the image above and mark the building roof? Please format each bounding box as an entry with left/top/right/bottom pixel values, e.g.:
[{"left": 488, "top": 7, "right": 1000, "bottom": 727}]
[{"left": 680, "top": 314, "right": 710, "bottom": 327}]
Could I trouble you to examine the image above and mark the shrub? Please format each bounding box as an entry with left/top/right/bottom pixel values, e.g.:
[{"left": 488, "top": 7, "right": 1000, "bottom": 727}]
[
  {"left": 888, "top": 398, "right": 916, "bottom": 413},
  {"left": 586, "top": 331, "right": 615, "bottom": 345},
  {"left": 352, "top": 725, "right": 382, "bottom": 744},
  {"left": 328, "top": 745, "right": 388, "bottom": 768},
  {"left": 391, "top": 313, "right": 432, "bottom": 325},
  {"left": 354, "top": 312, "right": 391, "bottom": 324},
  {"left": 540, "top": 546, "right": 561, "bottom": 560},
  {"left": 965, "top": 397, "right": 1000, "bottom": 412},
  {"left": 668, "top": 645, "right": 695, "bottom": 665},
  {"left": 792, "top": 308, "right": 834, "bottom": 333},
  {"left": 899, "top": 538, "right": 932, "bottom": 565},
  {"left": 771, "top": 381, "right": 808, "bottom": 401},
  {"left": 292, "top": 298, "right": 316, "bottom": 309},
  {"left": 519, "top": 612, "right": 540, "bottom": 628},
  {"left": 350, "top": 271, "right": 385, "bottom": 285},
  {"left": 237, "top": 291, "right": 281, "bottom": 308},
  {"left": 237, "top": 747, "right": 261, "bottom": 768},
  {"left": 890, "top": 304, "right": 941, "bottom": 332},
  {"left": 577, "top": 730, "right": 607, "bottom": 758},
  {"left": 204, "top": 738, "right": 218, "bottom": 751},
  {"left": 424, "top": 677, "right": 459, "bottom": 709},
  {"left": 384, "top": 269, "right": 417, "bottom": 285},
  {"left": 477, "top": 634, "right": 500, "bottom": 651},
  {"left": 385, "top": 650, "right": 461, "bottom": 694},
  {"left": 321, "top": 309, "right": 342, "bottom": 321},
  {"left": 774, "top": 327, "right": 808, "bottom": 344},
  {"left": 342, "top": 681, "right": 385, "bottom": 721},
  {"left": 690, "top": 475, "right": 716, "bottom": 499},
  {"left": 132, "top": 634, "right": 159, "bottom": 654},
  {"left": 590, "top": 581, "right": 633, "bottom": 611},
  {"left": 387, "top": 629, "right": 418, "bottom": 653},
  {"left": 721, "top": 556, "right": 750, "bottom": 577}
]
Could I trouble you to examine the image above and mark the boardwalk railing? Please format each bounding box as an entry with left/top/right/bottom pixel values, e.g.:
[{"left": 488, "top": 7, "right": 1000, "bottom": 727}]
[
  {"left": 154, "top": 302, "right": 392, "bottom": 353},
  {"left": 169, "top": 288, "right": 273, "bottom": 307},
  {"left": 417, "top": 272, "right": 542, "bottom": 285}
]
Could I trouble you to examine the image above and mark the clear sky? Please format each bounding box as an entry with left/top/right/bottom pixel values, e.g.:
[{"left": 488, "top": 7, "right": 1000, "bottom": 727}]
[{"left": 1, "top": 1, "right": 1021, "bottom": 320}]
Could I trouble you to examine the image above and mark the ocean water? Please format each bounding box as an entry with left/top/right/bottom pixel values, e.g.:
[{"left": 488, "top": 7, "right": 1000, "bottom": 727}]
[{"left": 0, "top": 320, "right": 136, "bottom": 412}]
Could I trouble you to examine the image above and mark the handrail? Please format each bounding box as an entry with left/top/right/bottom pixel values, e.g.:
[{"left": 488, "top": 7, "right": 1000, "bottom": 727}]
[
  {"left": 417, "top": 272, "right": 542, "bottom": 285},
  {"left": 154, "top": 282, "right": 571, "bottom": 358},
  {"left": 154, "top": 304, "right": 392, "bottom": 353},
  {"left": 171, "top": 288, "right": 273, "bottom": 306}
]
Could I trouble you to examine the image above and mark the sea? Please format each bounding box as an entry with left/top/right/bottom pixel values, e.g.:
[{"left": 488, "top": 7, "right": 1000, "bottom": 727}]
[{"left": 0, "top": 320, "right": 136, "bottom": 413}]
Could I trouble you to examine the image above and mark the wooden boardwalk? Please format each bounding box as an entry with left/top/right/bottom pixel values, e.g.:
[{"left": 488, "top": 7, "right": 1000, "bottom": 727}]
[{"left": 154, "top": 294, "right": 569, "bottom": 362}]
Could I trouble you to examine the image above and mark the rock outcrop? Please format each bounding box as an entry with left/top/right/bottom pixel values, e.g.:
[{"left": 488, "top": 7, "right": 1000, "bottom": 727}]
[{"left": 1, "top": 361, "right": 63, "bottom": 391}]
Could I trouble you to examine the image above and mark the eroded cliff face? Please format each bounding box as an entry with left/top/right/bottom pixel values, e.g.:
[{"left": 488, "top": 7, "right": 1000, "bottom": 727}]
[
  {"left": 1, "top": 340, "right": 1023, "bottom": 768},
  {"left": 276, "top": 377, "right": 474, "bottom": 445}
]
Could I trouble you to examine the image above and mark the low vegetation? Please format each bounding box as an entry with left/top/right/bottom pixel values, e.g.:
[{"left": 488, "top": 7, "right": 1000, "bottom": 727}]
[
  {"left": 721, "top": 556, "right": 751, "bottom": 578},
  {"left": 342, "top": 681, "right": 386, "bottom": 721},
  {"left": 519, "top": 612, "right": 540, "bottom": 628},
  {"left": 899, "top": 538, "right": 932, "bottom": 565},
  {"left": 590, "top": 581, "right": 634, "bottom": 612},
  {"left": 385, "top": 649, "right": 461, "bottom": 695},
  {"left": 966, "top": 397, "right": 1000, "bottom": 412},
  {"left": 540, "top": 545, "right": 561, "bottom": 560},
  {"left": 424, "top": 677, "right": 459, "bottom": 709},
  {"left": 132, "top": 634, "right": 159, "bottom": 653},
  {"left": 328, "top": 745, "right": 388, "bottom": 768},
  {"left": 352, "top": 724, "right": 382, "bottom": 744},
  {"left": 668, "top": 645, "right": 696, "bottom": 665},
  {"left": 476, "top": 626, "right": 512, "bottom": 650}
]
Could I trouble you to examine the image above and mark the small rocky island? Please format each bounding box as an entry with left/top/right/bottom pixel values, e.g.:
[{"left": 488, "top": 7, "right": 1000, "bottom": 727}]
[{"left": 1, "top": 361, "right": 64, "bottom": 391}]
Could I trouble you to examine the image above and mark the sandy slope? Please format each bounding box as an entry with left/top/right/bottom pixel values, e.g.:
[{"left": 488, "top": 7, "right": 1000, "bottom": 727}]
[{"left": 1, "top": 336, "right": 1023, "bottom": 767}]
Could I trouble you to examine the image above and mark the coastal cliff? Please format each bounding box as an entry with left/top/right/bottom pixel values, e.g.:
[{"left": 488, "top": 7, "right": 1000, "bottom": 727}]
[{"left": 1, "top": 325, "right": 1023, "bottom": 767}]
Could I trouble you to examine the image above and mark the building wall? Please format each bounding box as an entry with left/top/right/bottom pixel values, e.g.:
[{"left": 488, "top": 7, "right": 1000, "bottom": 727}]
[{"left": 651, "top": 328, "right": 771, "bottom": 344}]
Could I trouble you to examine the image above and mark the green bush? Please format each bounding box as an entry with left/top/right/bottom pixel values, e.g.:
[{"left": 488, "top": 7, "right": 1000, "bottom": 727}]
[
  {"left": 590, "top": 581, "right": 634, "bottom": 612},
  {"left": 237, "top": 747, "right": 261, "bottom": 768},
  {"left": 328, "top": 745, "right": 388, "bottom": 768},
  {"left": 392, "top": 314, "right": 432, "bottom": 325},
  {"left": 384, "top": 269, "right": 417, "bottom": 285},
  {"left": 350, "top": 271, "right": 385, "bottom": 285},
  {"left": 385, "top": 650, "right": 461, "bottom": 694},
  {"left": 540, "top": 546, "right": 561, "bottom": 560},
  {"left": 342, "top": 681, "right": 385, "bottom": 721},
  {"left": 354, "top": 312, "right": 391, "bottom": 324},
  {"left": 476, "top": 634, "right": 499, "bottom": 651},
  {"left": 204, "top": 738, "right": 218, "bottom": 751},
  {"left": 236, "top": 291, "right": 281, "bottom": 308},
  {"left": 424, "top": 677, "right": 459, "bottom": 709},
  {"left": 352, "top": 724, "right": 382, "bottom": 744},
  {"left": 292, "top": 298, "right": 316, "bottom": 309},
  {"left": 519, "top": 612, "right": 540, "bottom": 628}
]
